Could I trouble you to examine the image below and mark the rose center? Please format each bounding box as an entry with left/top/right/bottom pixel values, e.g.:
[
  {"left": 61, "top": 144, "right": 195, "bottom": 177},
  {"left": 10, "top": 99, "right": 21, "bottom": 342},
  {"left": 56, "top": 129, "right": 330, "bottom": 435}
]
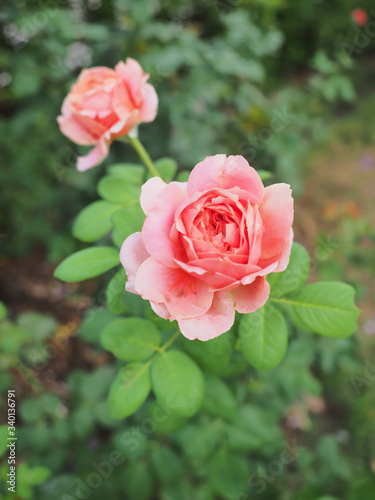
[{"left": 194, "top": 208, "right": 240, "bottom": 252}]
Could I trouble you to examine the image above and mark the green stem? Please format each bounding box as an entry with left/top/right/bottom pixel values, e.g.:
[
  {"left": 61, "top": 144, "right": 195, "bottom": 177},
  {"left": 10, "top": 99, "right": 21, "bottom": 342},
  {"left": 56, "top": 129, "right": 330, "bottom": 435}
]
[{"left": 128, "top": 136, "right": 160, "bottom": 177}]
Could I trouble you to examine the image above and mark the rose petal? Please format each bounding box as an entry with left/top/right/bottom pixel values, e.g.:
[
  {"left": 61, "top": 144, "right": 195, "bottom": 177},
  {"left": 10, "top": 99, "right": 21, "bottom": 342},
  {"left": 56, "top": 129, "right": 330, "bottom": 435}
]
[
  {"left": 120, "top": 232, "right": 150, "bottom": 294},
  {"left": 140, "top": 177, "right": 167, "bottom": 215},
  {"left": 232, "top": 276, "right": 270, "bottom": 314},
  {"left": 57, "top": 99, "right": 103, "bottom": 145},
  {"left": 272, "top": 228, "right": 293, "bottom": 273},
  {"left": 76, "top": 138, "right": 109, "bottom": 172},
  {"left": 150, "top": 301, "right": 171, "bottom": 320},
  {"left": 259, "top": 183, "right": 294, "bottom": 261},
  {"left": 187, "top": 155, "right": 264, "bottom": 204},
  {"left": 140, "top": 83, "right": 158, "bottom": 122},
  {"left": 177, "top": 291, "right": 235, "bottom": 341},
  {"left": 115, "top": 58, "right": 147, "bottom": 108},
  {"left": 142, "top": 182, "right": 187, "bottom": 267},
  {"left": 135, "top": 258, "right": 213, "bottom": 319}
]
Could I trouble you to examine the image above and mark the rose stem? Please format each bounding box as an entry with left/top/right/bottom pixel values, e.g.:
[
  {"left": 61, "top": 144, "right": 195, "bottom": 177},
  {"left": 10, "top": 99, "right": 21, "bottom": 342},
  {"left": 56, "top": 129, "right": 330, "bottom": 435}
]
[{"left": 128, "top": 136, "right": 160, "bottom": 177}]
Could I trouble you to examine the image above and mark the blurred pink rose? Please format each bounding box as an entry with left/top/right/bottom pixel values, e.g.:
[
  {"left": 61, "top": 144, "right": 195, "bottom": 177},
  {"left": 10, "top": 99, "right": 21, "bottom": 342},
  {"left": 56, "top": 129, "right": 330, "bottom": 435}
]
[
  {"left": 351, "top": 8, "right": 368, "bottom": 26},
  {"left": 57, "top": 58, "right": 158, "bottom": 171},
  {"left": 121, "top": 155, "right": 294, "bottom": 341}
]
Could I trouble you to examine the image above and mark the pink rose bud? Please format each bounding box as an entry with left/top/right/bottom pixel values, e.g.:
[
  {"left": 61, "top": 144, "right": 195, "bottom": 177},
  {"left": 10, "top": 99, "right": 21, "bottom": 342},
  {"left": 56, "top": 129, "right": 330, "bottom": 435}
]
[
  {"left": 121, "top": 155, "right": 294, "bottom": 341},
  {"left": 57, "top": 59, "right": 158, "bottom": 171},
  {"left": 351, "top": 8, "right": 368, "bottom": 26}
]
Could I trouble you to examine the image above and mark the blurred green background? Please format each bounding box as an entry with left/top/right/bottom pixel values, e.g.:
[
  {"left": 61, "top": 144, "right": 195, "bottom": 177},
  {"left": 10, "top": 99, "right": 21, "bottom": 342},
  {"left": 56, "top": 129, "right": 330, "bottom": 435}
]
[{"left": 1, "top": 0, "right": 375, "bottom": 499}]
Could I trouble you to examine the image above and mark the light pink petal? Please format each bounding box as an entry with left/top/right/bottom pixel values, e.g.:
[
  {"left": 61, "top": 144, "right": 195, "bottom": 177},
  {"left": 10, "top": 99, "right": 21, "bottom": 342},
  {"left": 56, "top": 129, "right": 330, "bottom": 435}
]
[
  {"left": 273, "top": 229, "right": 294, "bottom": 273},
  {"left": 112, "top": 82, "right": 137, "bottom": 121},
  {"left": 259, "top": 183, "right": 294, "bottom": 261},
  {"left": 186, "top": 257, "right": 260, "bottom": 282},
  {"left": 142, "top": 182, "right": 187, "bottom": 267},
  {"left": 76, "top": 138, "right": 109, "bottom": 172},
  {"left": 177, "top": 291, "right": 235, "bottom": 341},
  {"left": 232, "top": 277, "right": 270, "bottom": 314},
  {"left": 174, "top": 259, "right": 239, "bottom": 291},
  {"left": 247, "top": 203, "right": 263, "bottom": 265},
  {"left": 150, "top": 301, "right": 171, "bottom": 320},
  {"left": 240, "top": 261, "right": 279, "bottom": 285},
  {"left": 115, "top": 58, "right": 147, "bottom": 108},
  {"left": 57, "top": 104, "right": 101, "bottom": 146},
  {"left": 187, "top": 155, "right": 264, "bottom": 204},
  {"left": 140, "top": 83, "right": 158, "bottom": 122},
  {"left": 135, "top": 258, "right": 213, "bottom": 319},
  {"left": 120, "top": 232, "right": 150, "bottom": 294},
  {"left": 140, "top": 177, "right": 167, "bottom": 215}
]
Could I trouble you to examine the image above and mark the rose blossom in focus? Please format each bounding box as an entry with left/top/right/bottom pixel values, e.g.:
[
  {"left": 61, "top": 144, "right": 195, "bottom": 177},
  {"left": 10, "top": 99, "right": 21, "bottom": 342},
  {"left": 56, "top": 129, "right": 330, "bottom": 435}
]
[
  {"left": 57, "top": 58, "right": 158, "bottom": 171},
  {"left": 351, "top": 8, "right": 368, "bottom": 26},
  {"left": 121, "top": 155, "right": 294, "bottom": 341}
]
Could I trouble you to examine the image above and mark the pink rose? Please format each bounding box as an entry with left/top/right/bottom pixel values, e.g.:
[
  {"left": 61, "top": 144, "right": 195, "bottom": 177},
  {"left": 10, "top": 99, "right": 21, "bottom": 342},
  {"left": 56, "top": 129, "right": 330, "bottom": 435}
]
[
  {"left": 121, "top": 155, "right": 294, "bottom": 341},
  {"left": 57, "top": 58, "right": 158, "bottom": 172}
]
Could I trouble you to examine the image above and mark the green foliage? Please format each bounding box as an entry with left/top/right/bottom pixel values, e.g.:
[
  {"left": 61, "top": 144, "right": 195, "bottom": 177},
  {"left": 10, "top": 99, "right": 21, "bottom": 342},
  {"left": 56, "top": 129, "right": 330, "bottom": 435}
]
[
  {"left": 239, "top": 303, "right": 288, "bottom": 371},
  {"left": 151, "top": 350, "right": 205, "bottom": 417},
  {"left": 209, "top": 450, "right": 249, "bottom": 500},
  {"left": 73, "top": 201, "right": 120, "bottom": 242},
  {"left": 108, "top": 364, "right": 151, "bottom": 419},
  {"left": 101, "top": 318, "right": 160, "bottom": 361},
  {"left": 97, "top": 176, "right": 141, "bottom": 205},
  {"left": 268, "top": 242, "right": 310, "bottom": 297},
  {"left": 1, "top": 2, "right": 371, "bottom": 499},
  {"left": 106, "top": 268, "right": 128, "bottom": 314},
  {"left": 201, "top": 375, "right": 237, "bottom": 421},
  {"left": 54, "top": 247, "right": 120, "bottom": 282},
  {"left": 147, "top": 157, "right": 178, "bottom": 183},
  {"left": 278, "top": 282, "right": 360, "bottom": 338}
]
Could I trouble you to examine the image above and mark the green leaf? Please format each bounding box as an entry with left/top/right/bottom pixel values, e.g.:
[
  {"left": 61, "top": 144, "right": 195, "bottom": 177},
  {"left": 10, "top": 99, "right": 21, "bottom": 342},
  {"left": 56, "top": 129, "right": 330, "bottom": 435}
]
[
  {"left": 101, "top": 318, "right": 160, "bottom": 361},
  {"left": 273, "top": 282, "right": 360, "bottom": 338},
  {"left": 201, "top": 374, "right": 237, "bottom": 421},
  {"left": 73, "top": 200, "right": 120, "bottom": 242},
  {"left": 106, "top": 268, "right": 128, "bottom": 314},
  {"left": 225, "top": 405, "right": 282, "bottom": 452},
  {"left": 79, "top": 308, "right": 117, "bottom": 344},
  {"left": 148, "top": 402, "right": 186, "bottom": 435},
  {"left": 239, "top": 303, "right": 288, "bottom": 371},
  {"left": 54, "top": 247, "right": 120, "bottom": 282},
  {"left": 257, "top": 169, "right": 274, "bottom": 181},
  {"left": 268, "top": 243, "right": 310, "bottom": 298},
  {"left": 0, "top": 301, "right": 7, "bottom": 321},
  {"left": 17, "top": 312, "right": 57, "bottom": 341},
  {"left": 148, "top": 157, "right": 177, "bottom": 182},
  {"left": 209, "top": 450, "right": 249, "bottom": 500},
  {"left": 108, "top": 163, "right": 144, "bottom": 185},
  {"left": 177, "top": 422, "right": 222, "bottom": 464},
  {"left": 22, "top": 465, "right": 51, "bottom": 486},
  {"left": 0, "top": 321, "right": 29, "bottom": 354},
  {"left": 108, "top": 363, "right": 151, "bottom": 419},
  {"left": 98, "top": 175, "right": 141, "bottom": 205},
  {"left": 0, "top": 425, "right": 8, "bottom": 457},
  {"left": 151, "top": 446, "right": 184, "bottom": 485},
  {"left": 176, "top": 170, "right": 190, "bottom": 182},
  {"left": 111, "top": 204, "right": 144, "bottom": 248},
  {"left": 181, "top": 330, "right": 234, "bottom": 372},
  {"left": 122, "top": 462, "right": 153, "bottom": 500},
  {"left": 151, "top": 350, "right": 204, "bottom": 417}
]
